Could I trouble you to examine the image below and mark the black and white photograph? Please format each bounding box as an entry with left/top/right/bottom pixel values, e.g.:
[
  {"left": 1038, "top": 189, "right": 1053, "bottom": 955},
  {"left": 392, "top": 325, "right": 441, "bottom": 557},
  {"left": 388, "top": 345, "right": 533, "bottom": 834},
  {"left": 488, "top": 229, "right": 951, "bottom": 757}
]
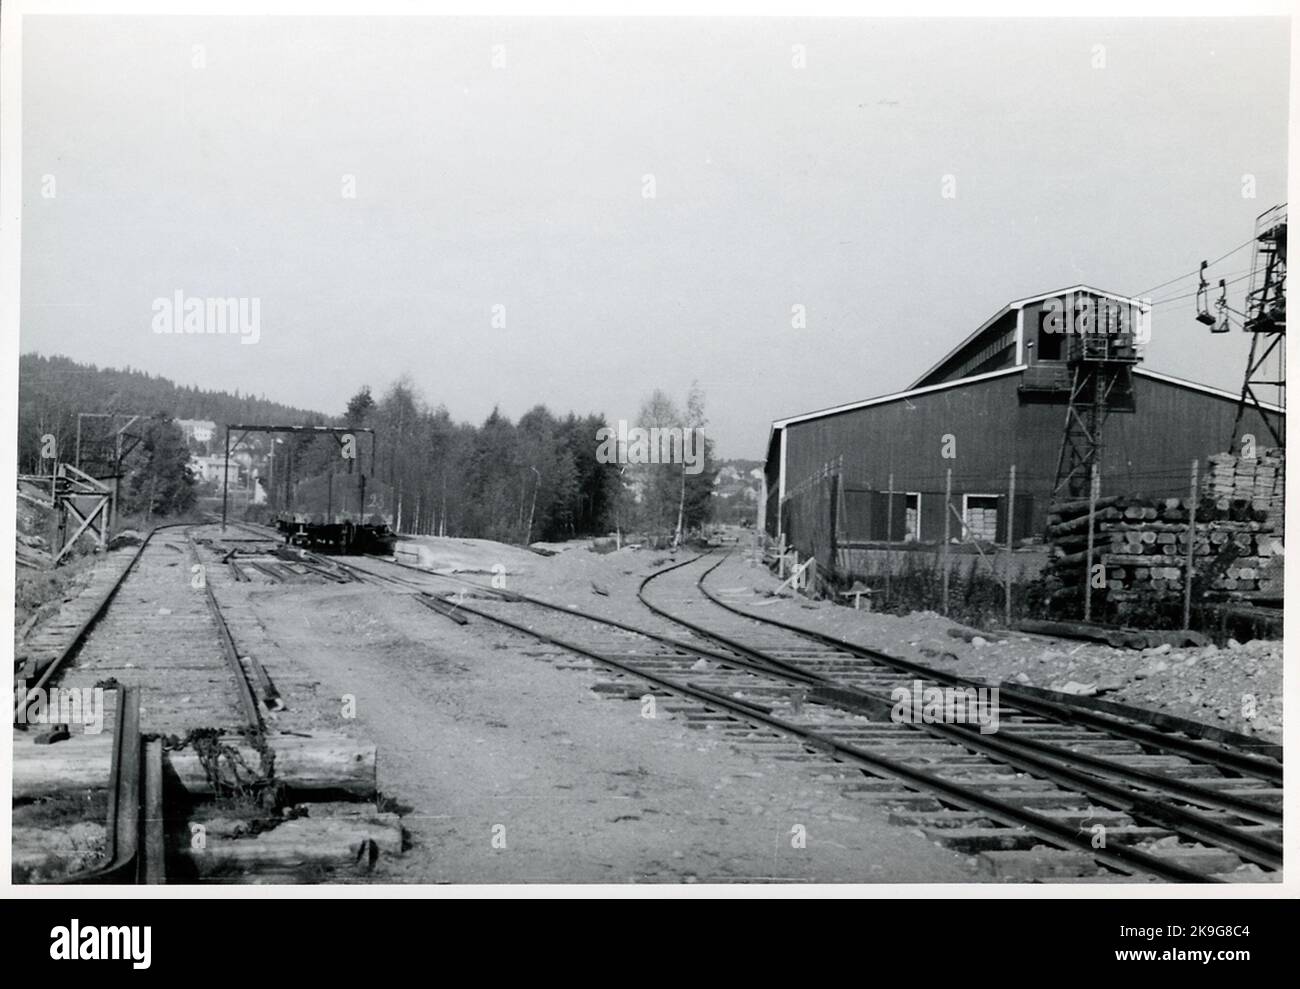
[{"left": 1, "top": 0, "right": 1295, "bottom": 945}]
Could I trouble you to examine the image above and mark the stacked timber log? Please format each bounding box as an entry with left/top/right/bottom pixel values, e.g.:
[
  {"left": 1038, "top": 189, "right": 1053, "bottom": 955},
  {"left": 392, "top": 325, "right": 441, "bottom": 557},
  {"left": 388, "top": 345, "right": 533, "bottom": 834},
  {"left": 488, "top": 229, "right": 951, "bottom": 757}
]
[
  {"left": 1203, "top": 447, "right": 1284, "bottom": 538},
  {"left": 14, "top": 727, "right": 392, "bottom": 882},
  {"left": 1042, "top": 494, "right": 1123, "bottom": 613},
  {"left": 14, "top": 730, "right": 378, "bottom": 801},
  {"left": 1045, "top": 493, "right": 1279, "bottom": 617}
]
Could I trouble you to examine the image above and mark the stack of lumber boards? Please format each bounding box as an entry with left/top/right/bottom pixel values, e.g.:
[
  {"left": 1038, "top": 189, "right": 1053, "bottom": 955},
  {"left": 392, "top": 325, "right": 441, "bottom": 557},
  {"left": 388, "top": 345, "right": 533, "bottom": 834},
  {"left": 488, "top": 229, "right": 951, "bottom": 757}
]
[{"left": 1204, "top": 447, "right": 1284, "bottom": 536}]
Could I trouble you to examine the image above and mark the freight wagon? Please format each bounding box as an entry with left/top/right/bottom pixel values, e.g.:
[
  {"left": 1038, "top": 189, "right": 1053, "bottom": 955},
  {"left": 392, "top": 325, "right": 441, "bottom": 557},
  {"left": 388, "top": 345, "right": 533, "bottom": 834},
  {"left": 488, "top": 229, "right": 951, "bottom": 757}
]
[{"left": 274, "top": 473, "right": 396, "bottom": 555}]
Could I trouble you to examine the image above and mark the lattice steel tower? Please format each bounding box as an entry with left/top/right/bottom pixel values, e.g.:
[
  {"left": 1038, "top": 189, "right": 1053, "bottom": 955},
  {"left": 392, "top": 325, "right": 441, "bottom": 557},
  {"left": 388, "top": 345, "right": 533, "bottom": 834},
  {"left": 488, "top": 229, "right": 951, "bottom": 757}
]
[
  {"left": 1230, "top": 204, "right": 1286, "bottom": 449},
  {"left": 1051, "top": 300, "right": 1144, "bottom": 499}
]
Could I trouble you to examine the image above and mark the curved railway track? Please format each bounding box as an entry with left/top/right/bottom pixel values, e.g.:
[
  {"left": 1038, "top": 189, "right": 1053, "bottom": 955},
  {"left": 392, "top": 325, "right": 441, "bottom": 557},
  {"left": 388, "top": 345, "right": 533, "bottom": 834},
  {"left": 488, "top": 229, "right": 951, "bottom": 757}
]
[
  {"left": 638, "top": 553, "right": 1282, "bottom": 882},
  {"left": 320, "top": 540, "right": 1281, "bottom": 884}
]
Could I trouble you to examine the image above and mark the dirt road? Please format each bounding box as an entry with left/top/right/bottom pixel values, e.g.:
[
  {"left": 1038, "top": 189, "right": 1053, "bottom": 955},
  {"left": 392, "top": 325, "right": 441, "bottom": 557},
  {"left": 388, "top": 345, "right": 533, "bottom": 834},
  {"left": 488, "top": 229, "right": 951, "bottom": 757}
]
[{"left": 247, "top": 582, "right": 974, "bottom": 883}]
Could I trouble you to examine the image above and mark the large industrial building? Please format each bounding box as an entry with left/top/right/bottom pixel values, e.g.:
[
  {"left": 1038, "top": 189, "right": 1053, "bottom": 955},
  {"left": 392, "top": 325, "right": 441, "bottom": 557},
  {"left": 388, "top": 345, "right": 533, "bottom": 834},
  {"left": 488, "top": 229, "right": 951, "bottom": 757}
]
[{"left": 763, "top": 285, "right": 1284, "bottom": 566}]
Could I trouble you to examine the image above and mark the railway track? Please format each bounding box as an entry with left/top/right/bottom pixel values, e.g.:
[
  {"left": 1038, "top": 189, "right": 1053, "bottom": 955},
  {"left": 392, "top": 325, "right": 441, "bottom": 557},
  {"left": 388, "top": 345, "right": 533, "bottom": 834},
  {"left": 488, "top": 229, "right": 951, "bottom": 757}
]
[
  {"left": 331, "top": 545, "right": 1282, "bottom": 884},
  {"left": 640, "top": 553, "right": 1282, "bottom": 882},
  {"left": 14, "top": 523, "right": 298, "bottom": 883},
  {"left": 22, "top": 526, "right": 266, "bottom": 736},
  {"left": 203, "top": 519, "right": 360, "bottom": 585}
]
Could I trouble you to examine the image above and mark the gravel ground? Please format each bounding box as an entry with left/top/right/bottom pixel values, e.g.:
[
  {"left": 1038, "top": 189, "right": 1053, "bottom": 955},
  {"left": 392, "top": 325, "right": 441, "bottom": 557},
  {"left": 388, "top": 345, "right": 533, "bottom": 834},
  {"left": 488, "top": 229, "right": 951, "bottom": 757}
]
[
  {"left": 245, "top": 582, "right": 976, "bottom": 883},
  {"left": 439, "top": 540, "right": 1283, "bottom": 745},
  {"left": 686, "top": 555, "right": 1283, "bottom": 745},
  {"left": 199, "top": 532, "right": 1283, "bottom": 883}
]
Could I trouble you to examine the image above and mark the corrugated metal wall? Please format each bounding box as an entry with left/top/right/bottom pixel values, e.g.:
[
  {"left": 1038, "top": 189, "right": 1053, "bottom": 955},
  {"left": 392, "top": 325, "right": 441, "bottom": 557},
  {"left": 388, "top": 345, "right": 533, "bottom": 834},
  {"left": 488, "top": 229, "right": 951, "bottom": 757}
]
[{"left": 770, "top": 371, "right": 1281, "bottom": 552}]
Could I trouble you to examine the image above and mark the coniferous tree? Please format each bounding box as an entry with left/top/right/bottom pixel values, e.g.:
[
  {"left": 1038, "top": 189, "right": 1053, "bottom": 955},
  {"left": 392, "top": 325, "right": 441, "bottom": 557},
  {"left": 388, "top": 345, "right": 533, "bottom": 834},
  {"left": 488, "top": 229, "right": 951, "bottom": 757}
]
[{"left": 121, "top": 417, "right": 196, "bottom": 519}]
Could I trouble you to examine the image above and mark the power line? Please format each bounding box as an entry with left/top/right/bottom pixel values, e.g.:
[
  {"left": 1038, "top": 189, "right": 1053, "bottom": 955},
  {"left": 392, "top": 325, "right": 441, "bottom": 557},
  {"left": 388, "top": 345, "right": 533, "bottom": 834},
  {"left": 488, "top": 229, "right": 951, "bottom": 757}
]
[
  {"left": 1149, "top": 270, "right": 1252, "bottom": 306},
  {"left": 1136, "top": 237, "right": 1256, "bottom": 297}
]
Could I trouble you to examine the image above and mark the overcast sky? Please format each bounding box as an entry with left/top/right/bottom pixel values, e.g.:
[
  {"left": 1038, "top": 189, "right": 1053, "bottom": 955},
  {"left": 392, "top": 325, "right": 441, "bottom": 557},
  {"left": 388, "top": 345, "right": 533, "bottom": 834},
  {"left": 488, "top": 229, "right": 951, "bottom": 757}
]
[{"left": 20, "top": 16, "right": 1290, "bottom": 459}]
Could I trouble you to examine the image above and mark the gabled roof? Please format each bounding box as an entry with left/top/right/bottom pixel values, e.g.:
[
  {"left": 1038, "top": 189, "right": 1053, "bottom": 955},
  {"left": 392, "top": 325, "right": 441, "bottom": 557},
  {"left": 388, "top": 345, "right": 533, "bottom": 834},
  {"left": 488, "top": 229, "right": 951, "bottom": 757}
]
[
  {"left": 908, "top": 284, "right": 1148, "bottom": 390},
  {"left": 771, "top": 366, "right": 1024, "bottom": 430},
  {"left": 766, "top": 363, "right": 1283, "bottom": 446},
  {"left": 765, "top": 285, "right": 1277, "bottom": 459},
  {"left": 1134, "top": 367, "right": 1284, "bottom": 414}
]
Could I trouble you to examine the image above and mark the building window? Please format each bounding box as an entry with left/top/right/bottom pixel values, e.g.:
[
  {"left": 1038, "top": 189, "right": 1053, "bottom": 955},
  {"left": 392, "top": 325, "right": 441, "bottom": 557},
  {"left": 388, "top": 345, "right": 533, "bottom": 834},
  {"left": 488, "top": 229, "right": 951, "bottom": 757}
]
[
  {"left": 875, "top": 490, "right": 922, "bottom": 542},
  {"left": 962, "top": 494, "right": 1000, "bottom": 542},
  {"left": 1037, "top": 323, "right": 1063, "bottom": 361}
]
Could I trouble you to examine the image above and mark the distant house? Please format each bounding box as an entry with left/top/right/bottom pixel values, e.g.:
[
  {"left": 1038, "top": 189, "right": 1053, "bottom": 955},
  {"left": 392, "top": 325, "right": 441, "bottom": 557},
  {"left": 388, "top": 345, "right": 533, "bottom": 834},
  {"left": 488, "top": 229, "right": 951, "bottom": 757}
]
[
  {"left": 190, "top": 451, "right": 252, "bottom": 485},
  {"left": 176, "top": 419, "right": 218, "bottom": 446},
  {"left": 713, "top": 464, "right": 743, "bottom": 486}
]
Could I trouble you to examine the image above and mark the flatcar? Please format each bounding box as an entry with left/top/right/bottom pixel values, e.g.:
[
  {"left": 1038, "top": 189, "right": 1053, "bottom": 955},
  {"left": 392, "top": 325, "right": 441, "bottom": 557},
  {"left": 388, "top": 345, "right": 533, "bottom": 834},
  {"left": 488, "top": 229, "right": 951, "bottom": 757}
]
[
  {"left": 273, "top": 473, "right": 396, "bottom": 555},
  {"left": 275, "top": 513, "right": 397, "bottom": 555}
]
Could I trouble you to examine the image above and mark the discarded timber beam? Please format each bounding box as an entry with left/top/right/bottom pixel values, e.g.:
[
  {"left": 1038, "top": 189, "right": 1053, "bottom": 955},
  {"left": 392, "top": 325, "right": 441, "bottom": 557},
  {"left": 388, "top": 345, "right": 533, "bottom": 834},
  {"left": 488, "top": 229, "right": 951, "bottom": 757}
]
[
  {"left": 182, "top": 815, "right": 401, "bottom": 877},
  {"left": 166, "top": 733, "right": 377, "bottom": 797},
  {"left": 1012, "top": 619, "right": 1148, "bottom": 650},
  {"left": 14, "top": 731, "right": 376, "bottom": 800},
  {"left": 12, "top": 732, "right": 113, "bottom": 799},
  {"left": 287, "top": 801, "right": 405, "bottom": 854}
]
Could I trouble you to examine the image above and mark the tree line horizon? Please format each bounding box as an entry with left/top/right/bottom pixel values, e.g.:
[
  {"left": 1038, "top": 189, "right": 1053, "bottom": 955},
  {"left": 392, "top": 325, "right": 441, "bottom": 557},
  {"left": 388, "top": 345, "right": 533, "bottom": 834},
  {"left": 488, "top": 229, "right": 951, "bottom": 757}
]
[{"left": 17, "top": 354, "right": 724, "bottom": 545}]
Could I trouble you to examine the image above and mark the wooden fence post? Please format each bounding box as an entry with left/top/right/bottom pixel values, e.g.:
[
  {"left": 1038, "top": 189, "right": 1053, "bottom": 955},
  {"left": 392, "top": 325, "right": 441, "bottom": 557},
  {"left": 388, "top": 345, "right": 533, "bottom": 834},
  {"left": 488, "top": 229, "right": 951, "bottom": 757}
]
[
  {"left": 1083, "top": 464, "right": 1100, "bottom": 623},
  {"left": 942, "top": 467, "right": 952, "bottom": 616},
  {"left": 828, "top": 468, "right": 839, "bottom": 584},
  {"left": 1184, "top": 459, "right": 1199, "bottom": 630},
  {"left": 1005, "top": 464, "right": 1016, "bottom": 627},
  {"left": 885, "top": 471, "right": 895, "bottom": 606}
]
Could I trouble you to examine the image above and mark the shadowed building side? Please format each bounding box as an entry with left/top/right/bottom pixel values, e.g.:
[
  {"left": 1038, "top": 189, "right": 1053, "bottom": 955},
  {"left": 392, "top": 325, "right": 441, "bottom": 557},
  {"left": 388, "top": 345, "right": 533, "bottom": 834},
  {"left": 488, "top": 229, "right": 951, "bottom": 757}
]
[{"left": 763, "top": 286, "right": 1284, "bottom": 566}]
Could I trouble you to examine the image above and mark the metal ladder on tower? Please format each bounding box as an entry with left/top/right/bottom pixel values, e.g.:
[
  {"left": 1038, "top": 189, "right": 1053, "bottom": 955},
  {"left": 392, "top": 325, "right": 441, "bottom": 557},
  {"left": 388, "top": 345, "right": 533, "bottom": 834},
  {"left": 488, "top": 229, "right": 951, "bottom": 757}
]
[{"left": 1051, "top": 303, "right": 1143, "bottom": 500}]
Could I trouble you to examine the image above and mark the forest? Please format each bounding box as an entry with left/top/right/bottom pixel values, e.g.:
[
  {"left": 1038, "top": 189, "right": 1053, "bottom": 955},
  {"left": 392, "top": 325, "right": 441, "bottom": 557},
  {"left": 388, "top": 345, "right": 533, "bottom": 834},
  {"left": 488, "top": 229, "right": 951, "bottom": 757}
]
[
  {"left": 276, "top": 379, "right": 717, "bottom": 545},
  {"left": 17, "top": 354, "right": 723, "bottom": 545}
]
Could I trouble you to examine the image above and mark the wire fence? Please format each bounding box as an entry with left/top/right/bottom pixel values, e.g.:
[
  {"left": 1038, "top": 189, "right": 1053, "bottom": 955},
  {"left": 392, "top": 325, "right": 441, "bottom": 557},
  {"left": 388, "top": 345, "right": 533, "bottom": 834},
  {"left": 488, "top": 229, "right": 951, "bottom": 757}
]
[{"left": 770, "top": 453, "right": 1281, "bottom": 633}]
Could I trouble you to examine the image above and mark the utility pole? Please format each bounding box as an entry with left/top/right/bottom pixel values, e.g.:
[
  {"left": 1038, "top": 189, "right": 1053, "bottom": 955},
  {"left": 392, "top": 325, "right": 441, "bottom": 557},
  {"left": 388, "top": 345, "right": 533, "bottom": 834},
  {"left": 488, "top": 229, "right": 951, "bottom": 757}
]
[
  {"left": 942, "top": 468, "right": 952, "bottom": 616},
  {"left": 526, "top": 466, "right": 541, "bottom": 545},
  {"left": 221, "top": 428, "right": 231, "bottom": 530}
]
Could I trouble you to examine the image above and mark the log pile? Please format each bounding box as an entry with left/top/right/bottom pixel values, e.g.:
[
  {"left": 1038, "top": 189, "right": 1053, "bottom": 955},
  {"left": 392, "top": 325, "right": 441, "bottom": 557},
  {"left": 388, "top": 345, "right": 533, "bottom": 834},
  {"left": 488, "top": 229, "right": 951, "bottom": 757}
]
[
  {"left": 1045, "top": 493, "right": 1280, "bottom": 615},
  {"left": 1100, "top": 518, "right": 1275, "bottom": 598}
]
